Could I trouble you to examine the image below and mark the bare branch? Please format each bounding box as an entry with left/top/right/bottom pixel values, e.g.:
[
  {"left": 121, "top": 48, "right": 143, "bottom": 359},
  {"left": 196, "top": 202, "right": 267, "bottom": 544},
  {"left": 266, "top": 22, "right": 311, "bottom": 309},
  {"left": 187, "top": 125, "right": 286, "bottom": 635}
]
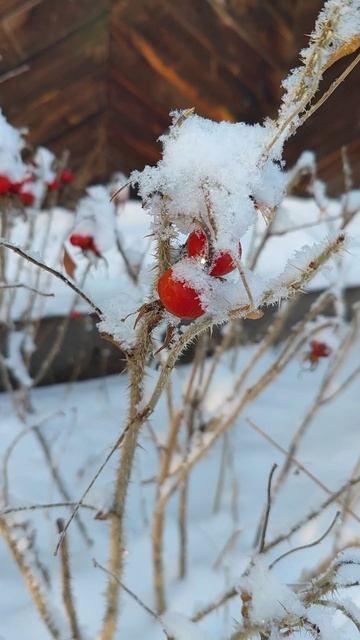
[
  {"left": 269, "top": 511, "right": 340, "bottom": 570},
  {"left": 56, "top": 519, "right": 84, "bottom": 640},
  {"left": 0, "top": 239, "right": 103, "bottom": 317},
  {"left": 0, "top": 282, "right": 54, "bottom": 296},
  {"left": 93, "top": 558, "right": 173, "bottom": 639},
  {"left": 258, "top": 463, "right": 277, "bottom": 553}
]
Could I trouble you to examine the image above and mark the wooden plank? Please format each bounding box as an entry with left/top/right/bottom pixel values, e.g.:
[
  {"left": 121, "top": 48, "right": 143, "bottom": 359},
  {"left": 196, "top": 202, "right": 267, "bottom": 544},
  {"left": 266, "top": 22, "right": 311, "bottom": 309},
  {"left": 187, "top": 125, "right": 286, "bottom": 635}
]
[
  {"left": 109, "top": 69, "right": 168, "bottom": 138},
  {"left": 107, "top": 113, "right": 160, "bottom": 175},
  {"left": 0, "top": 0, "right": 25, "bottom": 18},
  {"left": 47, "top": 112, "right": 108, "bottom": 188},
  {"left": 286, "top": 53, "right": 360, "bottom": 160},
  {"left": 0, "top": 21, "right": 22, "bottom": 72},
  {"left": 112, "top": 0, "right": 282, "bottom": 116},
  {"left": 204, "top": 0, "right": 294, "bottom": 70},
  {"left": 0, "top": 18, "right": 107, "bottom": 128},
  {"left": 316, "top": 138, "right": 360, "bottom": 196},
  {"left": 6, "top": 72, "right": 105, "bottom": 144},
  {"left": 111, "top": 23, "right": 245, "bottom": 124},
  {"left": 163, "top": 0, "right": 283, "bottom": 113},
  {"left": 2, "top": 0, "right": 108, "bottom": 61}
]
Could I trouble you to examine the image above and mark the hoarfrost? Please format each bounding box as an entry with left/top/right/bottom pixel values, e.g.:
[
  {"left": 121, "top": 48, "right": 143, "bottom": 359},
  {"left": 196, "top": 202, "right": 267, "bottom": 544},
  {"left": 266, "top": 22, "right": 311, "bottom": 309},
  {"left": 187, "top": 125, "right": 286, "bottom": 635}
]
[
  {"left": 241, "top": 559, "right": 304, "bottom": 625},
  {"left": 133, "top": 114, "right": 286, "bottom": 254}
]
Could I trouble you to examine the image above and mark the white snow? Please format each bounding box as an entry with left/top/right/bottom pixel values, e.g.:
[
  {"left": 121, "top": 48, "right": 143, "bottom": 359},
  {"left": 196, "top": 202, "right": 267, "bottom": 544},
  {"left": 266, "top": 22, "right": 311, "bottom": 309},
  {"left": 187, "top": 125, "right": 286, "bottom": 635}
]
[
  {"left": 1, "top": 339, "right": 360, "bottom": 638},
  {"left": 1, "top": 193, "right": 359, "bottom": 327},
  {"left": 0, "top": 109, "right": 28, "bottom": 182}
]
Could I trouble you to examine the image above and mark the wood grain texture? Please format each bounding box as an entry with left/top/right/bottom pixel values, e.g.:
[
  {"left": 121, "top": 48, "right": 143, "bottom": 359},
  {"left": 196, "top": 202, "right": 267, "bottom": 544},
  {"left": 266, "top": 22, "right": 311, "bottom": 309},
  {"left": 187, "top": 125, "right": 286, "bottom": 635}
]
[
  {"left": 0, "top": 0, "right": 357, "bottom": 194},
  {"left": 2, "top": 0, "right": 107, "bottom": 60}
]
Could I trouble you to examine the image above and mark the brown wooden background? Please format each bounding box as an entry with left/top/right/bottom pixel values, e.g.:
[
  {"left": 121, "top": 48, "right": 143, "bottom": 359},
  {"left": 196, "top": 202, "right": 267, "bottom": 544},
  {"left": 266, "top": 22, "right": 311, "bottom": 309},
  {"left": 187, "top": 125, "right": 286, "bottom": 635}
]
[{"left": 0, "top": 0, "right": 359, "bottom": 194}]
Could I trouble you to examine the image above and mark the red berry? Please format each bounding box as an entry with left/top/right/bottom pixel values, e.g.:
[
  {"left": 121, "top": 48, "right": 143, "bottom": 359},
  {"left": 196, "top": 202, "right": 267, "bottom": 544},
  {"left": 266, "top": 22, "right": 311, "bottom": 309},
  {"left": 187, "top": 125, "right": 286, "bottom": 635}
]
[
  {"left": 157, "top": 267, "right": 205, "bottom": 319},
  {"left": 69, "top": 234, "right": 101, "bottom": 257},
  {"left": 10, "top": 182, "right": 23, "bottom": 194},
  {"left": 187, "top": 228, "right": 208, "bottom": 259},
  {"left": 20, "top": 191, "right": 35, "bottom": 206},
  {"left": 210, "top": 252, "right": 237, "bottom": 277},
  {"left": 70, "top": 234, "right": 92, "bottom": 249},
  {"left": 0, "top": 175, "right": 12, "bottom": 194},
  {"left": 47, "top": 179, "right": 60, "bottom": 191},
  {"left": 11, "top": 176, "right": 34, "bottom": 194},
  {"left": 187, "top": 228, "right": 242, "bottom": 277},
  {"left": 60, "top": 169, "right": 75, "bottom": 185}
]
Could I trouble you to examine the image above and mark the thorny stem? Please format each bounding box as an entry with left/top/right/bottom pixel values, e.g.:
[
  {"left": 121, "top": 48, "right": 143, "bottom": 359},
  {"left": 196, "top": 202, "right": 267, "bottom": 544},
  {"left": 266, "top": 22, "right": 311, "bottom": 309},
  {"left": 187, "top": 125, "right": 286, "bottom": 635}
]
[
  {"left": 99, "top": 311, "right": 160, "bottom": 640},
  {"left": 1, "top": 502, "right": 98, "bottom": 516},
  {"left": 56, "top": 519, "right": 84, "bottom": 640},
  {"left": 55, "top": 236, "right": 343, "bottom": 560},
  {"left": 152, "top": 337, "right": 207, "bottom": 613},
  {"left": 0, "top": 518, "right": 61, "bottom": 638}
]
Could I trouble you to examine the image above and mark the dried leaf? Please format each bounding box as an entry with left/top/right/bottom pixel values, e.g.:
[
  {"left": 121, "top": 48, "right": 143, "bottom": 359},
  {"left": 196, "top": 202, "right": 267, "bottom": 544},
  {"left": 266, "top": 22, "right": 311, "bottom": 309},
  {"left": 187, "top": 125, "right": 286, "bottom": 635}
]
[
  {"left": 246, "top": 309, "right": 264, "bottom": 320},
  {"left": 154, "top": 324, "right": 176, "bottom": 355},
  {"left": 324, "top": 34, "right": 360, "bottom": 71},
  {"left": 63, "top": 247, "right": 76, "bottom": 279}
]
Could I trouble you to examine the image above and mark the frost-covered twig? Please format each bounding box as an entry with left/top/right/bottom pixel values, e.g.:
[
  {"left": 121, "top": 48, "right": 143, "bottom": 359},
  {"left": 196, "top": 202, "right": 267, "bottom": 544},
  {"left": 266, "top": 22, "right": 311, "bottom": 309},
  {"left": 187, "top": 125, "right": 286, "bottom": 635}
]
[
  {"left": 0, "top": 518, "right": 62, "bottom": 638},
  {"left": 0, "top": 282, "right": 54, "bottom": 296},
  {"left": 99, "top": 309, "right": 161, "bottom": 640},
  {"left": 0, "top": 239, "right": 103, "bottom": 317},
  {"left": 1, "top": 502, "right": 98, "bottom": 517}
]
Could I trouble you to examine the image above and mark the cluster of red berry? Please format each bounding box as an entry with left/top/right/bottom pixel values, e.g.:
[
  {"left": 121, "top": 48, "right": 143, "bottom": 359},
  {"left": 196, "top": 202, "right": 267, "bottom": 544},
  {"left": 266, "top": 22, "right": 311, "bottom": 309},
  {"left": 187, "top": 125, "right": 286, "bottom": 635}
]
[
  {"left": 0, "top": 168, "right": 75, "bottom": 206},
  {"left": 47, "top": 169, "right": 75, "bottom": 192},
  {"left": 0, "top": 175, "right": 35, "bottom": 205},
  {"left": 69, "top": 234, "right": 101, "bottom": 257},
  {"left": 158, "top": 227, "right": 242, "bottom": 320}
]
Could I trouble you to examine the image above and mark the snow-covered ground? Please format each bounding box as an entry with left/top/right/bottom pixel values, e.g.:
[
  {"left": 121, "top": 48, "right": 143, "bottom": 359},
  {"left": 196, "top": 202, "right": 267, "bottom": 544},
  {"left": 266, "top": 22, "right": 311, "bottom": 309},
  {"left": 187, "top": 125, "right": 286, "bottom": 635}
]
[{"left": 1, "top": 338, "right": 360, "bottom": 639}]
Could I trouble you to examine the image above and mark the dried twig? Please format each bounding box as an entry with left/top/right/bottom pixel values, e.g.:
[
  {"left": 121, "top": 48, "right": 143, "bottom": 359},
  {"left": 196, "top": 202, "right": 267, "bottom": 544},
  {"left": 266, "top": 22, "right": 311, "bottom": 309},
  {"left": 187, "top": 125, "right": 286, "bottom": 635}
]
[
  {"left": 0, "top": 239, "right": 102, "bottom": 317},
  {"left": 0, "top": 518, "right": 61, "bottom": 638},
  {"left": 93, "top": 558, "right": 173, "bottom": 639},
  {"left": 56, "top": 519, "right": 83, "bottom": 640},
  {"left": 269, "top": 511, "right": 340, "bottom": 570},
  {"left": 258, "top": 464, "right": 277, "bottom": 553}
]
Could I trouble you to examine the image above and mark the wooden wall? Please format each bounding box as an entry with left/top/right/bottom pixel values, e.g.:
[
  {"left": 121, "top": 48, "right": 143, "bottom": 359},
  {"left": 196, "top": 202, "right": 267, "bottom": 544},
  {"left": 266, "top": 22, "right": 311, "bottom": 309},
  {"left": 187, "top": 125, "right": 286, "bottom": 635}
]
[{"left": 0, "top": 0, "right": 358, "bottom": 194}]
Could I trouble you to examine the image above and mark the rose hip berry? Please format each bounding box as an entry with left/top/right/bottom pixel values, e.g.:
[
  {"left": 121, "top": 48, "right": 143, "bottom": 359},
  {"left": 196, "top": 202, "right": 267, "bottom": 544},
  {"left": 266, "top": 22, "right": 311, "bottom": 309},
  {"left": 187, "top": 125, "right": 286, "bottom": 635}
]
[
  {"left": 60, "top": 169, "right": 75, "bottom": 185},
  {"left": 187, "top": 227, "right": 242, "bottom": 277},
  {"left": 157, "top": 267, "right": 204, "bottom": 319},
  {"left": 47, "top": 179, "right": 60, "bottom": 191},
  {"left": 0, "top": 176, "right": 12, "bottom": 194},
  {"left": 20, "top": 191, "right": 35, "bottom": 206},
  {"left": 69, "top": 234, "right": 101, "bottom": 257}
]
